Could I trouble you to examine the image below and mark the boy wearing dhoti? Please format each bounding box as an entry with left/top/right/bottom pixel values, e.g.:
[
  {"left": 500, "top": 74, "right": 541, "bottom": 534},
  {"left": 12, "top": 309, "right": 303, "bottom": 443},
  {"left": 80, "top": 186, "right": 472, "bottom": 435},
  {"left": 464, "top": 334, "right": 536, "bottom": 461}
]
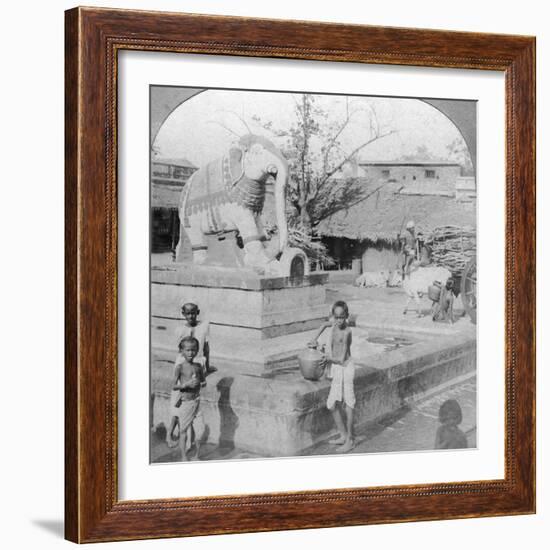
[
  {"left": 166, "top": 302, "right": 211, "bottom": 454},
  {"left": 309, "top": 300, "right": 356, "bottom": 453},
  {"left": 167, "top": 336, "right": 206, "bottom": 461}
]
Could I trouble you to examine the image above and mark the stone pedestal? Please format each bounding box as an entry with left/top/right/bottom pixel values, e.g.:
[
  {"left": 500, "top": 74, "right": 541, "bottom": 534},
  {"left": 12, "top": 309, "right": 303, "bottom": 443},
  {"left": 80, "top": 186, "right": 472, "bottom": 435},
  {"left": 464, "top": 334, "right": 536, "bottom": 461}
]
[
  {"left": 151, "top": 328, "right": 476, "bottom": 456},
  {"left": 151, "top": 264, "right": 328, "bottom": 371}
]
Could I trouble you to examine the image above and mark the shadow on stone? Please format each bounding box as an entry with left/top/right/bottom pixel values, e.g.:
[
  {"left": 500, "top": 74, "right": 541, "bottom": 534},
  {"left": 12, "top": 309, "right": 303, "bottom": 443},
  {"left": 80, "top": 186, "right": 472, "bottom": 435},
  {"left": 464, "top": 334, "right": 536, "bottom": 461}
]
[
  {"left": 398, "top": 375, "right": 427, "bottom": 404},
  {"left": 216, "top": 377, "right": 239, "bottom": 451},
  {"left": 151, "top": 425, "right": 181, "bottom": 463},
  {"left": 355, "top": 406, "right": 412, "bottom": 444}
]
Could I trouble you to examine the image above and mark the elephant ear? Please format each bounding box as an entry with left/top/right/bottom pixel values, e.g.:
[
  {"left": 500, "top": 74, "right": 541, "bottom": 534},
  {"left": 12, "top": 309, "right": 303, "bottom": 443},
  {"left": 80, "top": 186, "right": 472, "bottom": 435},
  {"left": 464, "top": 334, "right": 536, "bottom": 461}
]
[
  {"left": 239, "top": 134, "right": 287, "bottom": 166},
  {"left": 226, "top": 146, "right": 245, "bottom": 186}
]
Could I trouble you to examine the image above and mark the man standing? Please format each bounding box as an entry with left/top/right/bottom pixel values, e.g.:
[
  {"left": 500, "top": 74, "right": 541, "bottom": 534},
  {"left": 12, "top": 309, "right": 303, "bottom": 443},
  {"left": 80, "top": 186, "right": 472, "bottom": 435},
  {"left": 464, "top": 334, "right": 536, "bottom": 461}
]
[{"left": 400, "top": 220, "right": 419, "bottom": 278}]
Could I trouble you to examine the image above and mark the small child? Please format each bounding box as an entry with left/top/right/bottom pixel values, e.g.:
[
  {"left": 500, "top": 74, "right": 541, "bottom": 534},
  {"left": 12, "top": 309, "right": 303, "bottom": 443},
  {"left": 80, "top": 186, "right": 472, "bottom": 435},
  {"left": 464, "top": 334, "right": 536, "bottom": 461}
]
[
  {"left": 309, "top": 300, "right": 356, "bottom": 452},
  {"left": 174, "top": 302, "right": 212, "bottom": 376},
  {"left": 432, "top": 278, "right": 455, "bottom": 324},
  {"left": 166, "top": 336, "right": 207, "bottom": 460},
  {"left": 435, "top": 399, "right": 468, "bottom": 449}
]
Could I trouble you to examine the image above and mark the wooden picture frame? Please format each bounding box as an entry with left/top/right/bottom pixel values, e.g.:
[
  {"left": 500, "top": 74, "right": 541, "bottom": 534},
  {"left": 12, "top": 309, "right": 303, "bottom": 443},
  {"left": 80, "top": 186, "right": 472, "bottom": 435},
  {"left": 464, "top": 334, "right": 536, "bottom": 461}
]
[{"left": 65, "top": 6, "right": 536, "bottom": 543}]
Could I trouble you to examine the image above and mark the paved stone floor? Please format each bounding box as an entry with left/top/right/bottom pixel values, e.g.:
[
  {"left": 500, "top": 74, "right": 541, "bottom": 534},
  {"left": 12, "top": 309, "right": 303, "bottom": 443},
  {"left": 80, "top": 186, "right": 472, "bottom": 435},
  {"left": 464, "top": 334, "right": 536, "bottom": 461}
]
[
  {"left": 311, "top": 375, "right": 477, "bottom": 457},
  {"left": 327, "top": 283, "right": 475, "bottom": 338},
  {"left": 151, "top": 375, "right": 476, "bottom": 463}
]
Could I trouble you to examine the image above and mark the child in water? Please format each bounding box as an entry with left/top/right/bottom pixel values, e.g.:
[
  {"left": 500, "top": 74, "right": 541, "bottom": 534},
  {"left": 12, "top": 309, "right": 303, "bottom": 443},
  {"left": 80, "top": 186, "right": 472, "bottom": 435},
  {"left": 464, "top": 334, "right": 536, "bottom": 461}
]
[{"left": 309, "top": 300, "right": 356, "bottom": 452}]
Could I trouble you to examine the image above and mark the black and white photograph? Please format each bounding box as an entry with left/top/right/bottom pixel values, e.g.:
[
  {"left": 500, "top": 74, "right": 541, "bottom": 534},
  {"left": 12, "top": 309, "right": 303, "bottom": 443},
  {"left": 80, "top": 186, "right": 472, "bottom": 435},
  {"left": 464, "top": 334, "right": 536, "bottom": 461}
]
[
  {"left": 3, "top": 0, "right": 544, "bottom": 547},
  {"left": 149, "top": 86, "right": 477, "bottom": 463}
]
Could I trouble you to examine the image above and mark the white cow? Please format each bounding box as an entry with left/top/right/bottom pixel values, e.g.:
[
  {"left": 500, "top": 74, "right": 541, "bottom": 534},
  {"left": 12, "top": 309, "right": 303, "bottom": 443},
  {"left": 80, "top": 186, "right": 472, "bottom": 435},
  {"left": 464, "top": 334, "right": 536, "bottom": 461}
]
[
  {"left": 399, "top": 266, "right": 452, "bottom": 317},
  {"left": 355, "top": 270, "right": 390, "bottom": 288}
]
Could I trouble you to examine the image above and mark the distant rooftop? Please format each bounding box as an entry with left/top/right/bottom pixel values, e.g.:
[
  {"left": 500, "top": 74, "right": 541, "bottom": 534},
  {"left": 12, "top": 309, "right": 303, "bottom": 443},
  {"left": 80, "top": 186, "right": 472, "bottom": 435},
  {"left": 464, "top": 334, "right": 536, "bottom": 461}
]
[
  {"left": 359, "top": 160, "right": 460, "bottom": 167},
  {"left": 152, "top": 157, "right": 197, "bottom": 169}
]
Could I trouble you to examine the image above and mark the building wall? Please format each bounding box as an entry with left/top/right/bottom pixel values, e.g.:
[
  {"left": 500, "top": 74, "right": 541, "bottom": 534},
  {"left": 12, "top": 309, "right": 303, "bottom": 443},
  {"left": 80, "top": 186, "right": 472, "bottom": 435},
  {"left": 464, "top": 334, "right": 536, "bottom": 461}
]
[
  {"left": 151, "top": 161, "right": 196, "bottom": 186},
  {"left": 322, "top": 237, "right": 400, "bottom": 272},
  {"left": 361, "top": 246, "right": 400, "bottom": 272},
  {"left": 360, "top": 164, "right": 461, "bottom": 193},
  {"left": 455, "top": 176, "right": 477, "bottom": 204},
  {"left": 151, "top": 160, "right": 198, "bottom": 254}
]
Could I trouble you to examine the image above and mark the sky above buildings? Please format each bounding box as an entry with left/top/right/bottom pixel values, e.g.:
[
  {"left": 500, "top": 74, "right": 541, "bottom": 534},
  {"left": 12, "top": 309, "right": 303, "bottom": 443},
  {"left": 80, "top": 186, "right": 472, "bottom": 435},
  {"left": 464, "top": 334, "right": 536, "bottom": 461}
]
[{"left": 153, "top": 89, "right": 472, "bottom": 169}]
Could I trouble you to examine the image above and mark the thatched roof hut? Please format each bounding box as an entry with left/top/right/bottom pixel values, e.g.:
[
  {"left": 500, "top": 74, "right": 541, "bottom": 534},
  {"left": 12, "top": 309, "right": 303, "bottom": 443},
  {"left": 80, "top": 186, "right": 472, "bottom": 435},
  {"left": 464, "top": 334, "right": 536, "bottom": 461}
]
[{"left": 317, "top": 180, "right": 475, "bottom": 243}]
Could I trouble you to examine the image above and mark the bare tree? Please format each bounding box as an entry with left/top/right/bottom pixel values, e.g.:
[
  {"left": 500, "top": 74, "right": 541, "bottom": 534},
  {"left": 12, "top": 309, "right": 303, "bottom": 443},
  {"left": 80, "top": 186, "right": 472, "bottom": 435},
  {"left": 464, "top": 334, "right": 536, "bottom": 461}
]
[
  {"left": 446, "top": 137, "right": 474, "bottom": 176},
  {"left": 254, "top": 94, "right": 394, "bottom": 239}
]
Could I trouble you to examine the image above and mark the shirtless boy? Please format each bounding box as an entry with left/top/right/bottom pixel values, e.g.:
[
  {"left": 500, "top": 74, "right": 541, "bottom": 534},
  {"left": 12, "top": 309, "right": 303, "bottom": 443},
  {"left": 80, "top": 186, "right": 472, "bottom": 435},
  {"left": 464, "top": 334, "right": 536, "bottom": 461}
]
[
  {"left": 435, "top": 399, "right": 468, "bottom": 449},
  {"left": 175, "top": 302, "right": 211, "bottom": 375},
  {"left": 309, "top": 300, "right": 356, "bottom": 452},
  {"left": 167, "top": 336, "right": 206, "bottom": 461}
]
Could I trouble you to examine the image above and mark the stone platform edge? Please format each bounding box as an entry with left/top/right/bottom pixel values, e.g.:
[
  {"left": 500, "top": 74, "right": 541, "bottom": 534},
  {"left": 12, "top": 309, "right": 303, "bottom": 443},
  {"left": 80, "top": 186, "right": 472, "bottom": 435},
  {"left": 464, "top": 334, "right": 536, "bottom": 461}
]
[
  {"left": 152, "top": 331, "right": 476, "bottom": 415},
  {"left": 152, "top": 264, "right": 328, "bottom": 290}
]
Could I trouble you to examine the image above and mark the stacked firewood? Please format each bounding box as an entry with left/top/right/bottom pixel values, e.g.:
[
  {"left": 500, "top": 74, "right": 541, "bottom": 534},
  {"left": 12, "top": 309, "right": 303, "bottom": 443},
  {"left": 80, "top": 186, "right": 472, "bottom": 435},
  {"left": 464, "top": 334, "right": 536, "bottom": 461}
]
[
  {"left": 425, "top": 225, "right": 476, "bottom": 276},
  {"left": 288, "top": 226, "right": 335, "bottom": 266}
]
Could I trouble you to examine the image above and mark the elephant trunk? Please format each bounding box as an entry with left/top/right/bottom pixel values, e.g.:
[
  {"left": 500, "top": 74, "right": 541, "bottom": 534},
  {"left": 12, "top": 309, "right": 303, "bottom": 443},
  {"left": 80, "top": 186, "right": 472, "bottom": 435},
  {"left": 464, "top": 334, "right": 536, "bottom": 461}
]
[{"left": 274, "top": 162, "right": 288, "bottom": 253}]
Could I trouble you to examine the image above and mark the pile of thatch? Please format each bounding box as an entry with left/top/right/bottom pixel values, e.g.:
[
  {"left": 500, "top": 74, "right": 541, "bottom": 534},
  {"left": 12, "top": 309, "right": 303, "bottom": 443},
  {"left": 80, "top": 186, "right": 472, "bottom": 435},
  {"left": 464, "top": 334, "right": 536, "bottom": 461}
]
[{"left": 426, "top": 225, "right": 476, "bottom": 276}]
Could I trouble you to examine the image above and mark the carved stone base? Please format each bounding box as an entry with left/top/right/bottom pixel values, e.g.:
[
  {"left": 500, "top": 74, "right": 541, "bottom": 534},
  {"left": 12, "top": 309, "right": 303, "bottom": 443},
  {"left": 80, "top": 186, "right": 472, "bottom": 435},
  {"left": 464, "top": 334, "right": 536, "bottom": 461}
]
[{"left": 151, "top": 264, "right": 328, "bottom": 347}]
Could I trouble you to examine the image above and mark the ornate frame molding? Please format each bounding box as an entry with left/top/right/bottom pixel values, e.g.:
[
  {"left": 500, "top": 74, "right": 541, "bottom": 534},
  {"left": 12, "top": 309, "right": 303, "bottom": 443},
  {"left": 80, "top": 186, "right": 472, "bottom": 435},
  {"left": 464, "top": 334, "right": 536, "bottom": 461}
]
[{"left": 65, "top": 7, "right": 535, "bottom": 542}]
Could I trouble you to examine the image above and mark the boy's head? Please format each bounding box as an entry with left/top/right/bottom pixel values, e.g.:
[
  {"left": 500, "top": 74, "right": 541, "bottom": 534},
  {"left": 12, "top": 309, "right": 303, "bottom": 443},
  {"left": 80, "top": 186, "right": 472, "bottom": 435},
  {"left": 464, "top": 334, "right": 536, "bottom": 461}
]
[
  {"left": 181, "top": 302, "right": 199, "bottom": 326},
  {"left": 331, "top": 300, "right": 349, "bottom": 328},
  {"left": 438, "top": 399, "right": 463, "bottom": 426},
  {"left": 178, "top": 336, "right": 199, "bottom": 362}
]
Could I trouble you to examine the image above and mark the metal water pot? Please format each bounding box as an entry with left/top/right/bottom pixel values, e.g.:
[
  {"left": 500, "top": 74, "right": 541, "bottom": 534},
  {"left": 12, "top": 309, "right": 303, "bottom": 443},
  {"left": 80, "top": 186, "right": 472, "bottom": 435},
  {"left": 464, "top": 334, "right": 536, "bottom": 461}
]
[
  {"left": 297, "top": 346, "right": 326, "bottom": 381},
  {"left": 428, "top": 281, "right": 442, "bottom": 302}
]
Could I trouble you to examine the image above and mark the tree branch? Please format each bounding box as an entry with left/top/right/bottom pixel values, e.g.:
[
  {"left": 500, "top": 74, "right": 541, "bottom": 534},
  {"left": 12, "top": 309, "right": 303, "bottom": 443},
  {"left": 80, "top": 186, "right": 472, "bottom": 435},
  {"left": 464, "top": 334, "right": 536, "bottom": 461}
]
[
  {"left": 320, "top": 129, "right": 396, "bottom": 185},
  {"left": 206, "top": 120, "right": 241, "bottom": 139}
]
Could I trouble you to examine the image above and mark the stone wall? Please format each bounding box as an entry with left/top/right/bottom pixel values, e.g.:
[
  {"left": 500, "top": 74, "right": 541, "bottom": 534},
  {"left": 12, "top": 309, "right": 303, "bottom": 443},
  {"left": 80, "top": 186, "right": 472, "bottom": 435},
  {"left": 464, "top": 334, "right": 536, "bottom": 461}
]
[
  {"left": 151, "top": 329, "right": 476, "bottom": 457},
  {"left": 361, "top": 247, "right": 400, "bottom": 272}
]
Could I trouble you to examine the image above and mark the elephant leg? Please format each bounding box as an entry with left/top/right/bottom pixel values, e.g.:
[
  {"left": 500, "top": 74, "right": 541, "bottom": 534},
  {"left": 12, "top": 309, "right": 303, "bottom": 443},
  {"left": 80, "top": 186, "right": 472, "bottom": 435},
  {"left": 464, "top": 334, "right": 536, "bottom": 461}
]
[
  {"left": 232, "top": 207, "right": 271, "bottom": 271},
  {"left": 185, "top": 216, "right": 208, "bottom": 264},
  {"left": 243, "top": 238, "right": 269, "bottom": 271},
  {"left": 254, "top": 215, "right": 269, "bottom": 243}
]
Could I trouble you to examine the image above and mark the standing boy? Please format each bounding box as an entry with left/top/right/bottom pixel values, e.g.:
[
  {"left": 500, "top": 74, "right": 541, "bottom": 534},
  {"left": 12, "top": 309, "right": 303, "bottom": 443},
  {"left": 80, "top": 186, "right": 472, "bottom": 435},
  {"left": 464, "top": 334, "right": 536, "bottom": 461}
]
[
  {"left": 309, "top": 300, "right": 356, "bottom": 452},
  {"left": 174, "top": 302, "right": 211, "bottom": 375},
  {"left": 167, "top": 336, "right": 207, "bottom": 460},
  {"left": 166, "top": 301, "right": 210, "bottom": 455}
]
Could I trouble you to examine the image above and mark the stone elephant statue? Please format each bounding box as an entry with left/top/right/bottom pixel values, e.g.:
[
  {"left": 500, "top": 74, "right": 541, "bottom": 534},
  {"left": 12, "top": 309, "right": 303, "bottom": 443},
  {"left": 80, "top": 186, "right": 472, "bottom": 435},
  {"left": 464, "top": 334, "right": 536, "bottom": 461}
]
[{"left": 176, "top": 134, "right": 289, "bottom": 273}]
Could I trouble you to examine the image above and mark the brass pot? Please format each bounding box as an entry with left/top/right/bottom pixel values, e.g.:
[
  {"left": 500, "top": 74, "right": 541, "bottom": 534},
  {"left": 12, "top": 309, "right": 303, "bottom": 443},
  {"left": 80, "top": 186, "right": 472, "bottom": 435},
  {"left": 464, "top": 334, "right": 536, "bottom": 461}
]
[
  {"left": 297, "top": 347, "right": 326, "bottom": 381},
  {"left": 428, "top": 282, "right": 442, "bottom": 302}
]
